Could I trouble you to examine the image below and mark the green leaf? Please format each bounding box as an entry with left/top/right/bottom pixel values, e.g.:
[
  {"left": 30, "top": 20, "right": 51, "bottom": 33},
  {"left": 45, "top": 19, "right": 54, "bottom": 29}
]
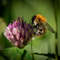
[
  {"left": 2, "top": 47, "right": 17, "bottom": 60},
  {"left": 24, "top": 50, "right": 32, "bottom": 60},
  {"left": 9, "top": 47, "right": 17, "bottom": 60},
  {"left": 1, "top": 47, "right": 32, "bottom": 60},
  {"left": 16, "top": 47, "right": 24, "bottom": 55},
  {"left": 17, "top": 48, "right": 32, "bottom": 60}
]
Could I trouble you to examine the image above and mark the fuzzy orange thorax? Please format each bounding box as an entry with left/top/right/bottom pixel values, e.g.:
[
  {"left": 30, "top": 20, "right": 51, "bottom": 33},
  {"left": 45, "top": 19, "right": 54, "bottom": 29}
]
[{"left": 36, "top": 14, "right": 46, "bottom": 23}]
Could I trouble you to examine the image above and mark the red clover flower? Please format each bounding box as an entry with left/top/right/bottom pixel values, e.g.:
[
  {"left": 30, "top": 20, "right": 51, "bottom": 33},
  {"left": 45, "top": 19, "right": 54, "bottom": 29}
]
[{"left": 4, "top": 17, "right": 33, "bottom": 48}]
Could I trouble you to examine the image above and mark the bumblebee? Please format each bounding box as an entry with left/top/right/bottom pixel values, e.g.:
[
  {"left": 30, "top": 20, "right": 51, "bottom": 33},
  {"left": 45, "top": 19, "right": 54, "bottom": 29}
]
[{"left": 28, "top": 14, "right": 55, "bottom": 37}]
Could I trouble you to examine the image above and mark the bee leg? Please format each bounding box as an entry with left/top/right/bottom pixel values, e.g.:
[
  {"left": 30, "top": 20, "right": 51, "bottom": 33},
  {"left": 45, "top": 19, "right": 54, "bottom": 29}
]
[
  {"left": 32, "top": 32, "right": 36, "bottom": 37},
  {"left": 32, "top": 32, "right": 36, "bottom": 36},
  {"left": 27, "top": 26, "right": 36, "bottom": 31},
  {"left": 27, "top": 24, "right": 39, "bottom": 31}
]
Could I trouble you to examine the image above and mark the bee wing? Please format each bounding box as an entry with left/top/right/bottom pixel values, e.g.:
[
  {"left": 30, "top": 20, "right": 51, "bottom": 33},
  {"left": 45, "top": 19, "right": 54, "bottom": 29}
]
[{"left": 44, "top": 22, "right": 55, "bottom": 33}]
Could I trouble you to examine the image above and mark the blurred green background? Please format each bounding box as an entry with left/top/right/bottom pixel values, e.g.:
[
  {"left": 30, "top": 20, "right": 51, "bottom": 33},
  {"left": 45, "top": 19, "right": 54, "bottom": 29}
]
[{"left": 0, "top": 0, "right": 60, "bottom": 60}]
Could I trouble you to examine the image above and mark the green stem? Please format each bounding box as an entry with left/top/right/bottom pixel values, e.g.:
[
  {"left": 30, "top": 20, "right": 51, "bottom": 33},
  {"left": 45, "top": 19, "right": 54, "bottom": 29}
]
[
  {"left": 33, "top": 53, "right": 60, "bottom": 59},
  {"left": 31, "top": 39, "right": 34, "bottom": 60},
  {"left": 53, "top": 0, "right": 58, "bottom": 60}
]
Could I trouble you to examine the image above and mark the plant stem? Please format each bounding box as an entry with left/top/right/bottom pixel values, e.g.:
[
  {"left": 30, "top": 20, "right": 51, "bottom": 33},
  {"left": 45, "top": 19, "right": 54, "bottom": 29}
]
[
  {"left": 31, "top": 39, "right": 34, "bottom": 60},
  {"left": 53, "top": 0, "right": 58, "bottom": 60}
]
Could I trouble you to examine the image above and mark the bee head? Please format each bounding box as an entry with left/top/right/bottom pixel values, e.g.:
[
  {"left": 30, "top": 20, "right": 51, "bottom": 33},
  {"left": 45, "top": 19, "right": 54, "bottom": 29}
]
[{"left": 31, "top": 15, "right": 36, "bottom": 24}]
